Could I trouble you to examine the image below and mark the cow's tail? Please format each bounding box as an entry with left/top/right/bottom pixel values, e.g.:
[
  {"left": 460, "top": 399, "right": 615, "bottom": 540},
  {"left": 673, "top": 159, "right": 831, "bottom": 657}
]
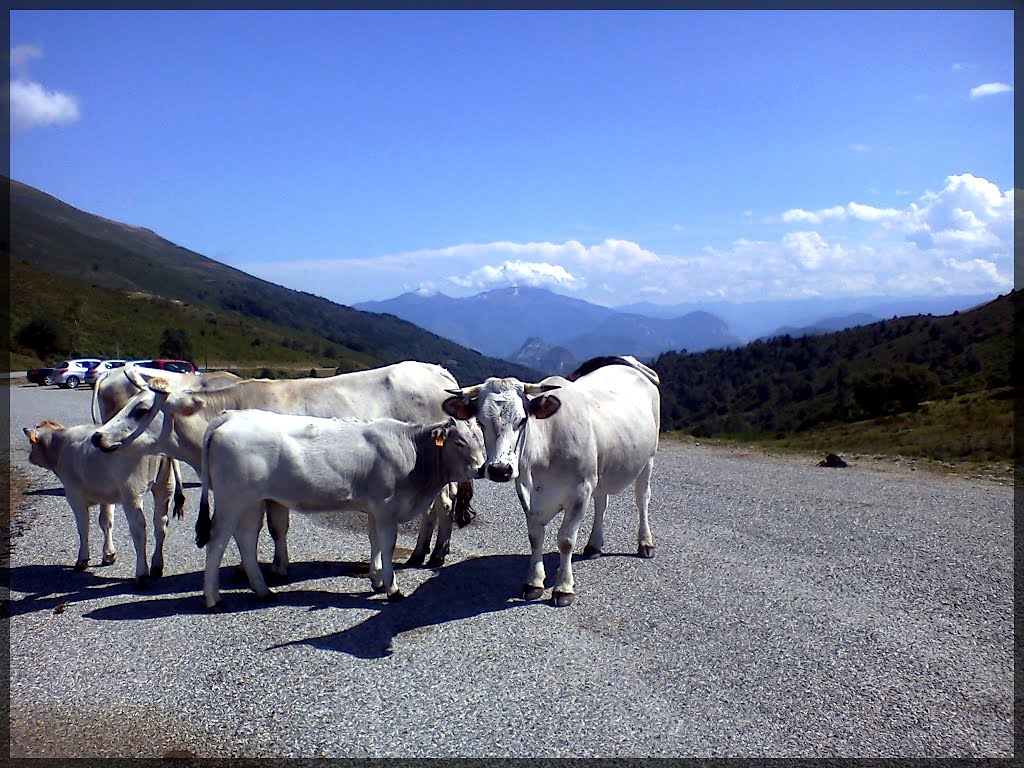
[
  {"left": 90, "top": 371, "right": 105, "bottom": 424},
  {"left": 171, "top": 459, "right": 186, "bottom": 520},
  {"left": 451, "top": 480, "right": 476, "bottom": 528},
  {"left": 622, "top": 356, "right": 661, "bottom": 387},
  {"left": 195, "top": 426, "right": 217, "bottom": 548}
]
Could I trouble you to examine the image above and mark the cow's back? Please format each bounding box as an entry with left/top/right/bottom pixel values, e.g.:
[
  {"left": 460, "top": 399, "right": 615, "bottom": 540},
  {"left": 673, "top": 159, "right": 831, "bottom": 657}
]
[
  {"left": 211, "top": 361, "right": 456, "bottom": 423},
  {"left": 552, "top": 363, "right": 660, "bottom": 494}
]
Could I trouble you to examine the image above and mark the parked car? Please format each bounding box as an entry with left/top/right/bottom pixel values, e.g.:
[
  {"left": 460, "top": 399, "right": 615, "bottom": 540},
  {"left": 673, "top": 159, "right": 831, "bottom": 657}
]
[
  {"left": 84, "top": 359, "right": 127, "bottom": 388},
  {"left": 26, "top": 363, "right": 61, "bottom": 386},
  {"left": 53, "top": 358, "right": 103, "bottom": 389},
  {"left": 125, "top": 359, "right": 199, "bottom": 375}
]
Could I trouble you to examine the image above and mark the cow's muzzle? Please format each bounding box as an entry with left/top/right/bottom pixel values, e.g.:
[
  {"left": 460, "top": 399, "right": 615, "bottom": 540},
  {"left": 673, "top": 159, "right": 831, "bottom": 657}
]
[
  {"left": 91, "top": 432, "right": 118, "bottom": 453},
  {"left": 486, "top": 462, "right": 514, "bottom": 483}
]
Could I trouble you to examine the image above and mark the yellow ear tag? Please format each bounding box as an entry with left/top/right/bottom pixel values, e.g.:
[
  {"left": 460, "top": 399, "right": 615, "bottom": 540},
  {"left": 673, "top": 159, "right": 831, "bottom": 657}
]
[
  {"left": 29, "top": 433, "right": 37, "bottom": 444},
  {"left": 434, "top": 433, "right": 446, "bottom": 447}
]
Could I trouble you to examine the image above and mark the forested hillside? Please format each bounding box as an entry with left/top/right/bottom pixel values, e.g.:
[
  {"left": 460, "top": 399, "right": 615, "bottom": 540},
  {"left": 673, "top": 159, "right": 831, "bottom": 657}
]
[
  {"left": 654, "top": 290, "right": 1015, "bottom": 440},
  {"left": 7, "top": 178, "right": 538, "bottom": 383}
]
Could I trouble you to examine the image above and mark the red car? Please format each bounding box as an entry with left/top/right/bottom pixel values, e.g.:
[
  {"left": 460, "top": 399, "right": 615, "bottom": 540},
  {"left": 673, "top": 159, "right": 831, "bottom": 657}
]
[{"left": 125, "top": 359, "right": 199, "bottom": 375}]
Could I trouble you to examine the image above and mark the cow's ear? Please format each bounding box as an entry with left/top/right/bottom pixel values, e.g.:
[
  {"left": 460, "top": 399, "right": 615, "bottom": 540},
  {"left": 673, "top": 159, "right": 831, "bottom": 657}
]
[
  {"left": 528, "top": 394, "right": 561, "bottom": 420},
  {"left": 171, "top": 395, "right": 205, "bottom": 417},
  {"left": 431, "top": 425, "right": 448, "bottom": 447},
  {"left": 442, "top": 396, "right": 477, "bottom": 421}
]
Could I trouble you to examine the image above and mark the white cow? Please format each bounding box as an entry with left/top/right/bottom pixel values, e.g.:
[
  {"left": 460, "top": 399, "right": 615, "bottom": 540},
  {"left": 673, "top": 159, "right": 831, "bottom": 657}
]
[
  {"left": 90, "top": 361, "right": 476, "bottom": 575},
  {"left": 196, "top": 411, "right": 485, "bottom": 610},
  {"left": 91, "top": 366, "right": 243, "bottom": 520},
  {"left": 443, "top": 355, "right": 660, "bottom": 606},
  {"left": 24, "top": 420, "right": 178, "bottom": 585}
]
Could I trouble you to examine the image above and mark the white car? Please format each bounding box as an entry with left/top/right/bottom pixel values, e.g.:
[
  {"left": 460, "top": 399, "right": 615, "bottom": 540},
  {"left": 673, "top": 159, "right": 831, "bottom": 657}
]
[
  {"left": 53, "top": 358, "right": 103, "bottom": 389},
  {"left": 84, "top": 359, "right": 127, "bottom": 388}
]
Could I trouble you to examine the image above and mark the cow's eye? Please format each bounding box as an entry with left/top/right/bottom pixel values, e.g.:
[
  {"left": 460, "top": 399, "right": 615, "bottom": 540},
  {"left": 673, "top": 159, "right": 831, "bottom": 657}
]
[{"left": 134, "top": 406, "right": 150, "bottom": 417}]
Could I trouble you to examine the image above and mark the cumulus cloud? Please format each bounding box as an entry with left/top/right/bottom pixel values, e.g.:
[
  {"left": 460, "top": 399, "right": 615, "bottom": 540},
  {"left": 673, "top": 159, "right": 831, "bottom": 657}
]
[
  {"left": 969, "top": 82, "right": 1013, "bottom": 99},
  {"left": 447, "top": 260, "right": 584, "bottom": 291},
  {"left": 906, "top": 173, "right": 1013, "bottom": 250},
  {"left": 9, "top": 45, "right": 80, "bottom": 132}
]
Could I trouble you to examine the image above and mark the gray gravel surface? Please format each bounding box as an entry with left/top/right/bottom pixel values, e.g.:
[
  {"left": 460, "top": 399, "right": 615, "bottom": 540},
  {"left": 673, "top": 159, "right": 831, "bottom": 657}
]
[{"left": 5, "top": 383, "right": 1014, "bottom": 758}]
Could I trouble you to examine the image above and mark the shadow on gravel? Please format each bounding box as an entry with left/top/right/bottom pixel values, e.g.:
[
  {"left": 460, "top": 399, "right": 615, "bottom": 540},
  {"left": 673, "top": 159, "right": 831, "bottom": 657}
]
[
  {"left": 3, "top": 559, "right": 355, "bottom": 618},
  {"left": 25, "top": 486, "right": 66, "bottom": 498},
  {"left": 268, "top": 552, "right": 560, "bottom": 660}
]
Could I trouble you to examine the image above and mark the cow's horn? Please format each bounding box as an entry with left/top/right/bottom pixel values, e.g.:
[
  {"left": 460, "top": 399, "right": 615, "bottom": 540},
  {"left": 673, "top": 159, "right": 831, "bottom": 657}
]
[
  {"left": 124, "top": 366, "right": 149, "bottom": 390},
  {"left": 523, "top": 383, "right": 561, "bottom": 396},
  {"left": 445, "top": 384, "right": 485, "bottom": 398}
]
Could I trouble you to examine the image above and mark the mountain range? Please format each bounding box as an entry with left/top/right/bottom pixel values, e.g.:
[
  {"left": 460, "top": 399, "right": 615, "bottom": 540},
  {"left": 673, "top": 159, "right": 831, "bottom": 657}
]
[{"left": 356, "top": 286, "right": 742, "bottom": 365}]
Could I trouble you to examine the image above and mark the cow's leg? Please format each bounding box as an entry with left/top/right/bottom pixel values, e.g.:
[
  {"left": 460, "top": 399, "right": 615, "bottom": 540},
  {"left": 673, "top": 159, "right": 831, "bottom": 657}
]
[
  {"left": 204, "top": 501, "right": 241, "bottom": 610},
  {"left": 66, "top": 493, "right": 93, "bottom": 570},
  {"left": 552, "top": 493, "right": 590, "bottom": 607},
  {"left": 634, "top": 457, "right": 655, "bottom": 559},
  {"left": 266, "top": 501, "right": 290, "bottom": 579},
  {"left": 235, "top": 505, "right": 273, "bottom": 602},
  {"left": 374, "top": 516, "right": 403, "bottom": 601},
  {"left": 582, "top": 493, "right": 608, "bottom": 559},
  {"left": 121, "top": 497, "right": 151, "bottom": 587},
  {"left": 428, "top": 485, "right": 455, "bottom": 566},
  {"left": 406, "top": 502, "right": 436, "bottom": 567},
  {"left": 366, "top": 517, "right": 385, "bottom": 593},
  {"left": 522, "top": 514, "right": 548, "bottom": 601},
  {"left": 149, "top": 460, "right": 175, "bottom": 579},
  {"left": 98, "top": 503, "right": 117, "bottom": 566}
]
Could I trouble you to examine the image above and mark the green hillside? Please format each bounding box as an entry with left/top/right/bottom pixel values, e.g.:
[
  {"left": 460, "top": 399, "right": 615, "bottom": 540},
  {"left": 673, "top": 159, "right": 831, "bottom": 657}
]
[
  {"left": 654, "top": 291, "right": 1016, "bottom": 466},
  {"left": 7, "top": 177, "right": 538, "bottom": 383}
]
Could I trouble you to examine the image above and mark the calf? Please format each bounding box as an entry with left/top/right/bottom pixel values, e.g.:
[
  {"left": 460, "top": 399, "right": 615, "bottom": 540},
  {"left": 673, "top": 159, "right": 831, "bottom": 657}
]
[
  {"left": 196, "top": 411, "right": 485, "bottom": 610},
  {"left": 443, "top": 355, "right": 660, "bottom": 606},
  {"left": 24, "top": 420, "right": 178, "bottom": 585}
]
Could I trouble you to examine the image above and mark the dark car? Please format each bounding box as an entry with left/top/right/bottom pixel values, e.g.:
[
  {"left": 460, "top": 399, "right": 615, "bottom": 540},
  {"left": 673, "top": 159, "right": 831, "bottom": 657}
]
[
  {"left": 26, "top": 364, "right": 60, "bottom": 386},
  {"left": 125, "top": 359, "right": 199, "bottom": 375}
]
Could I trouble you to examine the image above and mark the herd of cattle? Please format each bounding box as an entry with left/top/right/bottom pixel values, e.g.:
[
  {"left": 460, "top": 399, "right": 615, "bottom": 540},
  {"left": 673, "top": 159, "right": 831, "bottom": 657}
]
[{"left": 23, "top": 355, "right": 661, "bottom": 609}]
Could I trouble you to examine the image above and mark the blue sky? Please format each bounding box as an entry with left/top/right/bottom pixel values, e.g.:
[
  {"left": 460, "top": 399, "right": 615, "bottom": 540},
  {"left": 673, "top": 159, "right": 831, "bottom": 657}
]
[{"left": 9, "top": 10, "right": 1016, "bottom": 308}]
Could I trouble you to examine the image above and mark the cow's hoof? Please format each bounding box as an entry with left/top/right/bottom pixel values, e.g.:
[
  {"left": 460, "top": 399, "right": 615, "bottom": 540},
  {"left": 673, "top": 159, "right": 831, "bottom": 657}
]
[
  {"left": 552, "top": 590, "right": 577, "bottom": 607},
  {"left": 101, "top": 553, "right": 116, "bottom": 566},
  {"left": 386, "top": 590, "right": 406, "bottom": 602},
  {"left": 150, "top": 564, "right": 164, "bottom": 579},
  {"left": 637, "top": 544, "right": 655, "bottom": 559},
  {"left": 582, "top": 545, "right": 602, "bottom": 560},
  {"left": 133, "top": 575, "right": 151, "bottom": 590},
  {"left": 73, "top": 561, "right": 88, "bottom": 572},
  {"left": 522, "top": 585, "right": 545, "bottom": 601},
  {"left": 426, "top": 554, "right": 446, "bottom": 568},
  {"left": 404, "top": 552, "right": 426, "bottom": 567},
  {"left": 257, "top": 591, "right": 277, "bottom": 603},
  {"left": 371, "top": 582, "right": 388, "bottom": 594},
  {"left": 264, "top": 570, "right": 288, "bottom": 586},
  {"left": 206, "top": 600, "right": 226, "bottom": 613}
]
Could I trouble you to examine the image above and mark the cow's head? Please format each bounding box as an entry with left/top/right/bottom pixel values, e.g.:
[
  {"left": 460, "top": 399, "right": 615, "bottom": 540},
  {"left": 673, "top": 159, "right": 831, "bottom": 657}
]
[
  {"left": 442, "top": 377, "right": 560, "bottom": 482},
  {"left": 90, "top": 371, "right": 207, "bottom": 455},
  {"left": 23, "top": 420, "right": 64, "bottom": 470},
  {"left": 431, "top": 418, "right": 487, "bottom": 483}
]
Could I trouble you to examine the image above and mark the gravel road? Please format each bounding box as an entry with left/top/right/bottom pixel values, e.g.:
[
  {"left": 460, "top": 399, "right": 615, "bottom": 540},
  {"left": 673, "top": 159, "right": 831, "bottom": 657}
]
[{"left": 5, "top": 382, "right": 1014, "bottom": 758}]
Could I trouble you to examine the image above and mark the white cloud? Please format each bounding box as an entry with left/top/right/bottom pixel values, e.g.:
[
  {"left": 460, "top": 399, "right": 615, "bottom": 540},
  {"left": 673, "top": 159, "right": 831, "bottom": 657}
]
[
  {"left": 906, "top": 173, "right": 1013, "bottom": 250},
  {"left": 9, "top": 45, "right": 80, "bottom": 131},
  {"left": 9, "top": 44, "right": 42, "bottom": 74},
  {"left": 447, "top": 260, "right": 584, "bottom": 291},
  {"left": 969, "top": 82, "right": 1013, "bottom": 99}
]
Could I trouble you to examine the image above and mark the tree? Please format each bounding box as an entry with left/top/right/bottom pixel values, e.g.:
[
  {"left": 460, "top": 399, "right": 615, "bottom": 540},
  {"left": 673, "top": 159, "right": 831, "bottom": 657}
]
[
  {"left": 851, "top": 364, "right": 940, "bottom": 417},
  {"left": 159, "top": 328, "right": 194, "bottom": 362},
  {"left": 16, "top": 317, "right": 63, "bottom": 359}
]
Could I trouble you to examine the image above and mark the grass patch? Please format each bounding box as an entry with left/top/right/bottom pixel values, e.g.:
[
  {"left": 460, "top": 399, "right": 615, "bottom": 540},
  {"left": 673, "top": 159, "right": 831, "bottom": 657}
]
[{"left": 664, "top": 387, "right": 1014, "bottom": 481}]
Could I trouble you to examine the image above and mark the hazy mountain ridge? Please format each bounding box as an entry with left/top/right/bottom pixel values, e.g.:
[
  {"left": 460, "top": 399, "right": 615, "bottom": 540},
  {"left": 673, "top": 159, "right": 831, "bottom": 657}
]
[{"left": 357, "top": 286, "right": 742, "bottom": 363}]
